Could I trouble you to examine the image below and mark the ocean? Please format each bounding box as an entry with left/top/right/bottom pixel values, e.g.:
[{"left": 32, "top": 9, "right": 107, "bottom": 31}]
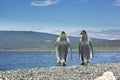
[{"left": 0, "top": 50, "right": 120, "bottom": 71}]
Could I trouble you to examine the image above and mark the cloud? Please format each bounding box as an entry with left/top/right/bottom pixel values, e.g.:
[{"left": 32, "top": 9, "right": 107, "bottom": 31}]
[
  {"left": 88, "top": 29, "right": 120, "bottom": 40},
  {"left": 113, "top": 0, "right": 120, "bottom": 6},
  {"left": 31, "top": 0, "right": 60, "bottom": 7},
  {"left": 67, "top": 29, "right": 120, "bottom": 40}
]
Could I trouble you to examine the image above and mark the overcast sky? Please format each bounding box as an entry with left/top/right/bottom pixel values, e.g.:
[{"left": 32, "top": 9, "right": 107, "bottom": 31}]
[{"left": 0, "top": 0, "right": 120, "bottom": 40}]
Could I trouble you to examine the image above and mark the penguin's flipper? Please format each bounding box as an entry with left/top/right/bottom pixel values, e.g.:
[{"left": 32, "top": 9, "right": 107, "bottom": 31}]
[
  {"left": 79, "top": 42, "right": 84, "bottom": 63},
  {"left": 89, "top": 41, "right": 94, "bottom": 57}
]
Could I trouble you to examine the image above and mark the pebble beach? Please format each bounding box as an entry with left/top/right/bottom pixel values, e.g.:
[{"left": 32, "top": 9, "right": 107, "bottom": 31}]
[{"left": 0, "top": 63, "right": 120, "bottom": 80}]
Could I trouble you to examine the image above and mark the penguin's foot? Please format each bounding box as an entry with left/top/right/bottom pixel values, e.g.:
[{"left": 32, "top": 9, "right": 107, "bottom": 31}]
[
  {"left": 57, "top": 62, "right": 61, "bottom": 66},
  {"left": 81, "top": 62, "right": 88, "bottom": 66},
  {"left": 62, "top": 62, "right": 66, "bottom": 66},
  {"left": 87, "top": 61, "right": 92, "bottom": 65},
  {"left": 81, "top": 62, "right": 85, "bottom": 65}
]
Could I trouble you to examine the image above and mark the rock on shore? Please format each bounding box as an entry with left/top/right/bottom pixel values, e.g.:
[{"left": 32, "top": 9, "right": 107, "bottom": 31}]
[{"left": 0, "top": 63, "right": 120, "bottom": 80}]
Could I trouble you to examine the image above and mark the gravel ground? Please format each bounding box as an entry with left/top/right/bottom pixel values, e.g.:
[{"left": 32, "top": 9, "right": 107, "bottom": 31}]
[{"left": 0, "top": 63, "right": 120, "bottom": 80}]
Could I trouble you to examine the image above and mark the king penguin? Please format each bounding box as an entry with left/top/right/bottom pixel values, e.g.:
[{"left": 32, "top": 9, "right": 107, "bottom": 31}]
[
  {"left": 79, "top": 30, "right": 94, "bottom": 65},
  {"left": 53, "top": 31, "right": 72, "bottom": 66}
]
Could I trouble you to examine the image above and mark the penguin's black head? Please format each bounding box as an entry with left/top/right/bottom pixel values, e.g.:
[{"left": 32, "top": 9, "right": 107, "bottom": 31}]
[
  {"left": 61, "top": 31, "right": 66, "bottom": 35},
  {"left": 80, "top": 30, "right": 87, "bottom": 35}
]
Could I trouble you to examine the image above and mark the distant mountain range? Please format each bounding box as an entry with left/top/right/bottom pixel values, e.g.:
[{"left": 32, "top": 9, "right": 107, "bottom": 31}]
[{"left": 0, "top": 31, "right": 120, "bottom": 50}]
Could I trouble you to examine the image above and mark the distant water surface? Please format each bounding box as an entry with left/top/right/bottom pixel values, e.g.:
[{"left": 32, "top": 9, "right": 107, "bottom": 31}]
[{"left": 0, "top": 50, "right": 120, "bottom": 71}]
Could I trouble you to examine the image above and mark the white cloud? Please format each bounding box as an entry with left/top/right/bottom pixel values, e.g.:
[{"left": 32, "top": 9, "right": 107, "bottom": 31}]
[
  {"left": 66, "top": 29, "right": 120, "bottom": 40},
  {"left": 114, "top": 0, "right": 120, "bottom": 6},
  {"left": 31, "top": 0, "right": 60, "bottom": 7},
  {"left": 87, "top": 29, "right": 120, "bottom": 40}
]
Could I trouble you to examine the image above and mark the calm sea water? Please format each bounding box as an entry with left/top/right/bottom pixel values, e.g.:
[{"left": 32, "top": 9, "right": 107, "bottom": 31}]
[{"left": 0, "top": 51, "right": 120, "bottom": 71}]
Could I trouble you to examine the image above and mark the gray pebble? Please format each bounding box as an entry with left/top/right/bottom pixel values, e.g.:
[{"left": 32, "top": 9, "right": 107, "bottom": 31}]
[{"left": 0, "top": 63, "right": 120, "bottom": 80}]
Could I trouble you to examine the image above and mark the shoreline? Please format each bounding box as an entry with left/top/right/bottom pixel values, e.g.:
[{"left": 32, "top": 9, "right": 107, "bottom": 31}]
[
  {"left": 0, "top": 49, "right": 120, "bottom": 52},
  {"left": 0, "top": 63, "right": 120, "bottom": 80}
]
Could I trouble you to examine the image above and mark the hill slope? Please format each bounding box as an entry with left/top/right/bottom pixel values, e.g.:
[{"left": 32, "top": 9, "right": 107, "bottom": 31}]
[
  {"left": 0, "top": 31, "right": 120, "bottom": 50},
  {"left": 0, "top": 31, "right": 58, "bottom": 50}
]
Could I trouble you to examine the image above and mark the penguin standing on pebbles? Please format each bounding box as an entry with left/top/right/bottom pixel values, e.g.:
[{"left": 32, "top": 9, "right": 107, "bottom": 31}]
[
  {"left": 79, "top": 30, "right": 94, "bottom": 65},
  {"left": 53, "top": 31, "right": 72, "bottom": 66}
]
